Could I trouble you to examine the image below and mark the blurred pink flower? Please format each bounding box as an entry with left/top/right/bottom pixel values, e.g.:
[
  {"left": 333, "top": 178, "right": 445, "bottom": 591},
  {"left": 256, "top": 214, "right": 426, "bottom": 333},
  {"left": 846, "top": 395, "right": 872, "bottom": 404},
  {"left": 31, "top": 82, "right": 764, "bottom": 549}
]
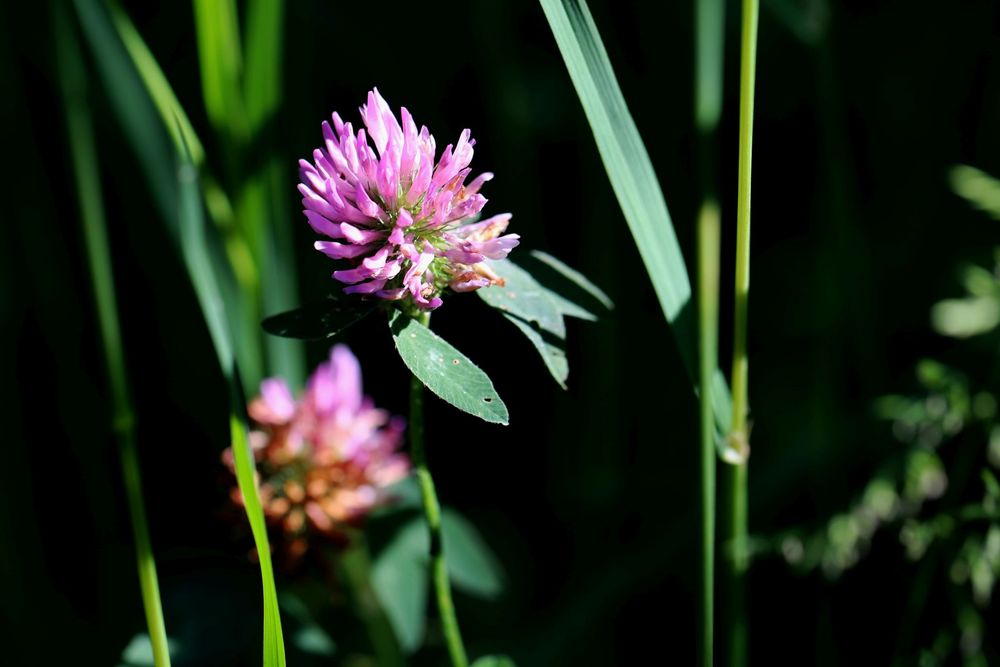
[
  {"left": 224, "top": 345, "right": 408, "bottom": 559},
  {"left": 299, "top": 88, "right": 519, "bottom": 310}
]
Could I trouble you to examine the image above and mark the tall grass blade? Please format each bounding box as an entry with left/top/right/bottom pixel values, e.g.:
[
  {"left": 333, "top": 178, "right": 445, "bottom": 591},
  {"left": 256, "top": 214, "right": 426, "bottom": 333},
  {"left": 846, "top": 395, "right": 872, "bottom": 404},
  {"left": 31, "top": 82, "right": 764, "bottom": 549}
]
[
  {"left": 177, "top": 140, "right": 287, "bottom": 667},
  {"left": 537, "top": 0, "right": 732, "bottom": 433},
  {"left": 72, "top": 0, "right": 176, "bottom": 222},
  {"left": 108, "top": 1, "right": 204, "bottom": 166},
  {"left": 191, "top": 0, "right": 246, "bottom": 143},
  {"left": 243, "top": 0, "right": 305, "bottom": 388},
  {"left": 55, "top": 6, "right": 171, "bottom": 664}
]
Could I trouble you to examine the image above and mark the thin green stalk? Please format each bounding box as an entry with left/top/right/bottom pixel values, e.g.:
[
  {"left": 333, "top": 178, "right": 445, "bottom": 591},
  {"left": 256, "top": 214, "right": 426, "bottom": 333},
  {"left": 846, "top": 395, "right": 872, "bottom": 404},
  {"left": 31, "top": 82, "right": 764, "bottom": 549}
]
[
  {"left": 697, "top": 201, "right": 721, "bottom": 667},
  {"left": 55, "top": 7, "right": 171, "bottom": 665},
  {"left": 694, "top": 0, "right": 724, "bottom": 662},
  {"left": 340, "top": 539, "right": 405, "bottom": 667},
  {"left": 727, "top": 0, "right": 759, "bottom": 665},
  {"left": 409, "top": 312, "right": 468, "bottom": 667}
]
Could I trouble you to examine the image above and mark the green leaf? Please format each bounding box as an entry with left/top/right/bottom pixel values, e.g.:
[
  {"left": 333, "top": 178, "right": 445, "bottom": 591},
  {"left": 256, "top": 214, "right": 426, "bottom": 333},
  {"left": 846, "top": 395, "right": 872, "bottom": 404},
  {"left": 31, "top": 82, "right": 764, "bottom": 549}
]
[
  {"left": 537, "top": 0, "right": 733, "bottom": 434},
  {"left": 371, "top": 519, "right": 430, "bottom": 653},
  {"left": 442, "top": 509, "right": 505, "bottom": 600},
  {"left": 470, "top": 656, "right": 517, "bottom": 667},
  {"left": 501, "top": 313, "right": 569, "bottom": 389},
  {"left": 931, "top": 297, "right": 1000, "bottom": 339},
  {"left": 261, "top": 297, "right": 378, "bottom": 340},
  {"left": 951, "top": 165, "right": 1000, "bottom": 221},
  {"left": 371, "top": 509, "right": 504, "bottom": 649},
  {"left": 478, "top": 260, "right": 566, "bottom": 338},
  {"left": 529, "top": 250, "right": 613, "bottom": 313},
  {"left": 291, "top": 626, "right": 336, "bottom": 657},
  {"left": 389, "top": 310, "right": 509, "bottom": 425}
]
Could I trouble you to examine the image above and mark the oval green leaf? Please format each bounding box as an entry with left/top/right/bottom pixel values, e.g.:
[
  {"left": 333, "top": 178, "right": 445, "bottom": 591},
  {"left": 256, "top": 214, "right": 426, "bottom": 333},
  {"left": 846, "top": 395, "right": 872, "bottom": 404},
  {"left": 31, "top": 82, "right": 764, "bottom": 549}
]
[{"left": 389, "top": 311, "right": 509, "bottom": 425}]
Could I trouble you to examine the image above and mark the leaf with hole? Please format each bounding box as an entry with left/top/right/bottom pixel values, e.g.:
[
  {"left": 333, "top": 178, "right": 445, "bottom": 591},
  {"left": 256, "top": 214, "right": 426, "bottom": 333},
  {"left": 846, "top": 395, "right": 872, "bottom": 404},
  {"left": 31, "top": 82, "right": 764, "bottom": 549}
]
[{"left": 389, "top": 310, "right": 508, "bottom": 424}]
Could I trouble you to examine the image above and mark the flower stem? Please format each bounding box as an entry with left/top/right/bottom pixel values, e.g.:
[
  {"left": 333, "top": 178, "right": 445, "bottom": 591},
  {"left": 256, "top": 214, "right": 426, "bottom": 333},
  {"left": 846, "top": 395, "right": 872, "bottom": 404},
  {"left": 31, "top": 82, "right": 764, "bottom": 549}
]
[
  {"left": 55, "top": 8, "right": 171, "bottom": 665},
  {"left": 409, "top": 311, "right": 469, "bottom": 667},
  {"left": 727, "top": 0, "right": 759, "bottom": 665}
]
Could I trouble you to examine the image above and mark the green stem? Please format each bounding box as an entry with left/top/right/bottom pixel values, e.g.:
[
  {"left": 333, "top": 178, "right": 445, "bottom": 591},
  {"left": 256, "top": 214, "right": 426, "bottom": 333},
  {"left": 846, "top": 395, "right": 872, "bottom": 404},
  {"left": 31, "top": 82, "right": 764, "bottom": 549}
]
[
  {"left": 340, "top": 540, "right": 405, "bottom": 667},
  {"left": 409, "top": 312, "right": 469, "bottom": 667},
  {"left": 55, "top": 7, "right": 171, "bottom": 665},
  {"left": 694, "top": 0, "right": 725, "bottom": 663},
  {"left": 727, "top": 0, "right": 759, "bottom": 665},
  {"left": 697, "top": 201, "right": 721, "bottom": 667}
]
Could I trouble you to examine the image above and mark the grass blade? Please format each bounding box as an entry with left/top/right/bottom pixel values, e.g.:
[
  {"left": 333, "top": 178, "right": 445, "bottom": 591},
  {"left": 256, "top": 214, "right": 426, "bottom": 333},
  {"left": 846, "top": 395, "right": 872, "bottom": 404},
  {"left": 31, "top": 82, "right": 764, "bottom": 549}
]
[
  {"left": 72, "top": 0, "right": 177, "bottom": 222},
  {"left": 243, "top": 0, "right": 305, "bottom": 388},
  {"left": 177, "top": 142, "right": 287, "bottom": 667},
  {"left": 108, "top": 1, "right": 204, "bottom": 166},
  {"left": 537, "top": 0, "right": 732, "bottom": 433},
  {"left": 191, "top": 0, "right": 246, "bottom": 143},
  {"left": 55, "top": 6, "right": 171, "bottom": 664}
]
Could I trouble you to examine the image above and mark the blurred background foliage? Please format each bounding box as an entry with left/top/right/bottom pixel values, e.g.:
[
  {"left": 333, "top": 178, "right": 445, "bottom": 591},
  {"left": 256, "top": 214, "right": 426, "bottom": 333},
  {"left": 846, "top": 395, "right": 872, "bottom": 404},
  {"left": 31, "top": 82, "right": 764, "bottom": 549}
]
[{"left": 3, "top": 0, "right": 1000, "bottom": 664}]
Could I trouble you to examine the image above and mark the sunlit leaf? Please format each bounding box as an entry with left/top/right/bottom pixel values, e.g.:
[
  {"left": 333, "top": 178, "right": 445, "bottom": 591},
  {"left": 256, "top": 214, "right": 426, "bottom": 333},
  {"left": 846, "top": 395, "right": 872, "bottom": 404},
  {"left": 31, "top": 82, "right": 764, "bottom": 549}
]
[
  {"left": 951, "top": 165, "right": 1000, "bottom": 221},
  {"left": 262, "top": 297, "right": 378, "bottom": 340},
  {"left": 479, "top": 260, "right": 566, "bottom": 338},
  {"left": 389, "top": 310, "right": 509, "bottom": 425},
  {"left": 931, "top": 297, "right": 1000, "bottom": 339},
  {"left": 470, "top": 657, "right": 517, "bottom": 667}
]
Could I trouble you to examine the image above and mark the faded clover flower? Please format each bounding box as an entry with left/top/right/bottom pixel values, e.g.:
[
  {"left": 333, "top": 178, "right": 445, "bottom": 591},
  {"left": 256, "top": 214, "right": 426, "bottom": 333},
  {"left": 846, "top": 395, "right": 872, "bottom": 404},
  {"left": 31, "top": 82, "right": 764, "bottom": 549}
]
[
  {"left": 298, "top": 88, "right": 519, "bottom": 310},
  {"left": 223, "top": 345, "right": 409, "bottom": 560}
]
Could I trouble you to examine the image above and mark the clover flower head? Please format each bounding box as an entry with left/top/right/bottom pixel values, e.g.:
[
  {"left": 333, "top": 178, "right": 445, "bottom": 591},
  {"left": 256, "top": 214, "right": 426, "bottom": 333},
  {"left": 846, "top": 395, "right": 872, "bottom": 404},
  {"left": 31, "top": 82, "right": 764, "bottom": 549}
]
[
  {"left": 224, "top": 345, "right": 408, "bottom": 559},
  {"left": 298, "top": 88, "right": 519, "bottom": 310}
]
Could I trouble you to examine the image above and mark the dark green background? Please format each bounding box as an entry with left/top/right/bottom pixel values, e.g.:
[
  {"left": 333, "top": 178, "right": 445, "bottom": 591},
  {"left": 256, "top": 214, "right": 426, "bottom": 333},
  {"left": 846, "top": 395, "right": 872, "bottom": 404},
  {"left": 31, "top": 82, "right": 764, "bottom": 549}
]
[{"left": 3, "top": 0, "right": 1000, "bottom": 664}]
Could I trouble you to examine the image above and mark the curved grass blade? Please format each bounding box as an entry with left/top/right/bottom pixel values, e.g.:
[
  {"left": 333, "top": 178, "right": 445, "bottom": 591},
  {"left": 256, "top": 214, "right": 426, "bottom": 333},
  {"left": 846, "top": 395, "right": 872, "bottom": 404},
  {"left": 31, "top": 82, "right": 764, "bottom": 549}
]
[
  {"left": 72, "top": 0, "right": 177, "bottom": 223},
  {"left": 262, "top": 297, "right": 378, "bottom": 340},
  {"left": 177, "top": 143, "right": 286, "bottom": 666},
  {"left": 108, "top": 1, "right": 204, "bottom": 166},
  {"left": 389, "top": 310, "right": 509, "bottom": 425},
  {"left": 55, "top": 7, "right": 172, "bottom": 664},
  {"left": 537, "top": 0, "right": 732, "bottom": 433}
]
